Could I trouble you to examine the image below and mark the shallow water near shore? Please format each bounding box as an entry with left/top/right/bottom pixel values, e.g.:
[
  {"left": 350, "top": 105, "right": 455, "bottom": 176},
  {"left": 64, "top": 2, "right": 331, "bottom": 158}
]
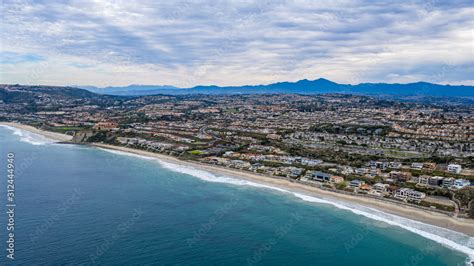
[{"left": 0, "top": 126, "right": 472, "bottom": 265}]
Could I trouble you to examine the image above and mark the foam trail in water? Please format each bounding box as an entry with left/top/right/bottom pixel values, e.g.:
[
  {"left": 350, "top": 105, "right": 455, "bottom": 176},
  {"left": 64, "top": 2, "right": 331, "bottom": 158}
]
[
  {"left": 157, "top": 160, "right": 474, "bottom": 263},
  {"left": 0, "top": 125, "right": 54, "bottom": 145}
]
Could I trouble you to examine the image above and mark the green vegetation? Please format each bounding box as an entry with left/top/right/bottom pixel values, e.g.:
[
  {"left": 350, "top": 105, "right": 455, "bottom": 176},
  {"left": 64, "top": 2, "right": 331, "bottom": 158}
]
[
  {"left": 189, "top": 150, "right": 204, "bottom": 155},
  {"left": 409, "top": 168, "right": 473, "bottom": 181},
  {"left": 48, "top": 126, "right": 90, "bottom": 134},
  {"left": 454, "top": 188, "right": 474, "bottom": 218},
  {"left": 419, "top": 200, "right": 455, "bottom": 212},
  {"left": 336, "top": 181, "right": 348, "bottom": 190},
  {"left": 310, "top": 124, "right": 391, "bottom": 136}
]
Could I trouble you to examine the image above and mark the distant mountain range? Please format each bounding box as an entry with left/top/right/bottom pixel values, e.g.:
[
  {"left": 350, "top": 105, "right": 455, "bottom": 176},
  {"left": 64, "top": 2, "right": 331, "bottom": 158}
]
[{"left": 79, "top": 78, "right": 474, "bottom": 97}]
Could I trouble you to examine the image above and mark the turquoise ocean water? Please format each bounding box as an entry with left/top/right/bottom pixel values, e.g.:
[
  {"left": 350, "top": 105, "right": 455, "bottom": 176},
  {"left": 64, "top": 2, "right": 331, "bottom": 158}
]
[{"left": 0, "top": 126, "right": 472, "bottom": 265}]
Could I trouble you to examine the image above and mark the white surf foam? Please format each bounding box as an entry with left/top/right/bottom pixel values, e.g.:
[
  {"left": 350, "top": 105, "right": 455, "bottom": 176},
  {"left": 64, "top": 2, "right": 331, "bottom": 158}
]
[
  {"left": 98, "top": 146, "right": 474, "bottom": 263},
  {"left": 0, "top": 125, "right": 55, "bottom": 145},
  {"left": 6, "top": 124, "right": 467, "bottom": 261},
  {"left": 157, "top": 160, "right": 474, "bottom": 263},
  {"left": 159, "top": 160, "right": 289, "bottom": 193},
  {"left": 97, "top": 148, "right": 156, "bottom": 160}
]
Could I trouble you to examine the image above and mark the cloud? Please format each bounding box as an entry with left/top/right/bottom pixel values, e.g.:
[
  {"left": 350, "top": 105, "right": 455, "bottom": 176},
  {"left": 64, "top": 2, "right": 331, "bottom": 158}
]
[
  {"left": 0, "top": 0, "right": 473, "bottom": 86},
  {"left": 0, "top": 51, "right": 45, "bottom": 64}
]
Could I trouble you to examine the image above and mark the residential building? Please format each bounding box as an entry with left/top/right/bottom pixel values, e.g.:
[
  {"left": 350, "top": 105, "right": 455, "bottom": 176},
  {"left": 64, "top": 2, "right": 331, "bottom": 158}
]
[
  {"left": 312, "top": 171, "right": 331, "bottom": 182},
  {"left": 388, "top": 162, "right": 402, "bottom": 169},
  {"left": 428, "top": 176, "right": 444, "bottom": 187},
  {"left": 390, "top": 171, "right": 412, "bottom": 182},
  {"left": 288, "top": 167, "right": 304, "bottom": 178},
  {"left": 411, "top": 162, "right": 424, "bottom": 170},
  {"left": 453, "top": 179, "right": 470, "bottom": 189},
  {"left": 329, "top": 175, "right": 344, "bottom": 184},
  {"left": 369, "top": 161, "right": 388, "bottom": 170},
  {"left": 410, "top": 176, "right": 420, "bottom": 183},
  {"left": 442, "top": 178, "right": 455, "bottom": 188},
  {"left": 372, "top": 183, "right": 389, "bottom": 194},
  {"left": 423, "top": 162, "right": 437, "bottom": 170},
  {"left": 447, "top": 164, "right": 462, "bottom": 174},
  {"left": 355, "top": 168, "right": 369, "bottom": 175},
  {"left": 93, "top": 121, "right": 118, "bottom": 130},
  {"left": 349, "top": 179, "right": 364, "bottom": 188},
  {"left": 394, "top": 188, "right": 426, "bottom": 202},
  {"left": 417, "top": 175, "right": 430, "bottom": 186}
]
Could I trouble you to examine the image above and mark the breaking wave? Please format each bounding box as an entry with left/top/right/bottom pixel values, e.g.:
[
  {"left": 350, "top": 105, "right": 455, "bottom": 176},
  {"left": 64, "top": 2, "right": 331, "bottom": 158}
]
[
  {"left": 97, "top": 148, "right": 156, "bottom": 160},
  {"left": 100, "top": 146, "right": 474, "bottom": 264},
  {"left": 158, "top": 160, "right": 474, "bottom": 264},
  {"left": 0, "top": 125, "right": 54, "bottom": 145},
  {"left": 7, "top": 125, "right": 471, "bottom": 263}
]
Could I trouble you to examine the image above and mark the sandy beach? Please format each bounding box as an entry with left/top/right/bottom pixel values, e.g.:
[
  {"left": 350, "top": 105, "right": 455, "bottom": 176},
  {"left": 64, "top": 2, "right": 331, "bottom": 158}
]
[
  {"left": 0, "top": 122, "right": 73, "bottom": 142},
  {"left": 3, "top": 122, "right": 474, "bottom": 236},
  {"left": 90, "top": 143, "right": 474, "bottom": 236}
]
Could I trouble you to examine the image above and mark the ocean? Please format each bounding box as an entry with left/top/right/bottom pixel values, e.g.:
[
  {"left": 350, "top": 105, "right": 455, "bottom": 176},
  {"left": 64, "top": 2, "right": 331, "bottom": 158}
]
[{"left": 0, "top": 125, "right": 472, "bottom": 265}]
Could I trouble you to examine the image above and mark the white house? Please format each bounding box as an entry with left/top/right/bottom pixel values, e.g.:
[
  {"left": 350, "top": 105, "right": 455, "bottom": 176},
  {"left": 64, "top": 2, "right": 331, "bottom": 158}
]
[
  {"left": 447, "top": 164, "right": 462, "bottom": 174},
  {"left": 418, "top": 175, "right": 430, "bottom": 186},
  {"left": 453, "top": 179, "right": 470, "bottom": 189},
  {"left": 372, "top": 183, "right": 389, "bottom": 194},
  {"left": 442, "top": 178, "right": 455, "bottom": 188},
  {"left": 411, "top": 162, "right": 424, "bottom": 170},
  {"left": 394, "top": 188, "right": 426, "bottom": 202}
]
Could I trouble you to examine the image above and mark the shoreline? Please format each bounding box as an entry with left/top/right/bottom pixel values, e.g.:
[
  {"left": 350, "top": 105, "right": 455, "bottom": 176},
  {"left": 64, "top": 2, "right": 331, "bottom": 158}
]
[
  {"left": 2, "top": 122, "right": 474, "bottom": 237},
  {"left": 0, "top": 122, "right": 73, "bottom": 142},
  {"left": 92, "top": 142, "right": 474, "bottom": 237}
]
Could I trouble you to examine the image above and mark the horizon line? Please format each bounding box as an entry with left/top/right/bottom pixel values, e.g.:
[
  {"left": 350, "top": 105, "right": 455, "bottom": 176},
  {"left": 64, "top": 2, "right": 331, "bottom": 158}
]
[{"left": 2, "top": 77, "right": 473, "bottom": 89}]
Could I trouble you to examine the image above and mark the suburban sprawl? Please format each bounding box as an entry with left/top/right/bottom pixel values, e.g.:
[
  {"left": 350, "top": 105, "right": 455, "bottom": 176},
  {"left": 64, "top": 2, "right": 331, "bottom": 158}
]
[{"left": 1, "top": 84, "right": 473, "bottom": 218}]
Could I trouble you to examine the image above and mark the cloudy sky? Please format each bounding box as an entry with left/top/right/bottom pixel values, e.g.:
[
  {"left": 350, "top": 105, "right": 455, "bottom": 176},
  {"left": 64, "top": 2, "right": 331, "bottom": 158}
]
[{"left": 1, "top": 0, "right": 473, "bottom": 87}]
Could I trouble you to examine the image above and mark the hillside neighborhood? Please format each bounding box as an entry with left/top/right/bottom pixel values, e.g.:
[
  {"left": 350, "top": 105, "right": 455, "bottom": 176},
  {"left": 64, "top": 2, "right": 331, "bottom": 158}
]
[{"left": 1, "top": 84, "right": 473, "bottom": 217}]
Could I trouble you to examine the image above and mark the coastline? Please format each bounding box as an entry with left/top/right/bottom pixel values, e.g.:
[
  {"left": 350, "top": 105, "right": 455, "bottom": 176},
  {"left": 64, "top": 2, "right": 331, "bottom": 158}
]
[
  {"left": 92, "top": 142, "right": 474, "bottom": 237},
  {"left": 2, "top": 122, "right": 474, "bottom": 237},
  {"left": 0, "top": 122, "right": 73, "bottom": 142}
]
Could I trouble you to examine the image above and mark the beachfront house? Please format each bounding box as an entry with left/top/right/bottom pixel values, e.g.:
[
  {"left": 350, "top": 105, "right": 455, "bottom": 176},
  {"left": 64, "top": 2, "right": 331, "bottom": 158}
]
[
  {"left": 309, "top": 171, "right": 331, "bottom": 182},
  {"left": 349, "top": 179, "right": 364, "bottom": 188},
  {"left": 305, "top": 171, "right": 331, "bottom": 182},
  {"left": 329, "top": 175, "right": 344, "bottom": 184},
  {"left": 288, "top": 167, "right": 304, "bottom": 178},
  {"left": 230, "top": 160, "right": 251, "bottom": 169},
  {"left": 372, "top": 183, "right": 389, "bottom": 194},
  {"left": 394, "top": 188, "right": 426, "bottom": 202}
]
